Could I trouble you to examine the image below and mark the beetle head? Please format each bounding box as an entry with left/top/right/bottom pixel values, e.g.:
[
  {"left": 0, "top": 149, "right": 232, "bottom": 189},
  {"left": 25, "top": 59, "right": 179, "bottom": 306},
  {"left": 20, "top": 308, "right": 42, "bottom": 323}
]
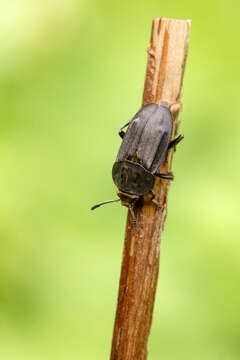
[
  {"left": 91, "top": 190, "right": 139, "bottom": 229},
  {"left": 117, "top": 190, "right": 139, "bottom": 207}
]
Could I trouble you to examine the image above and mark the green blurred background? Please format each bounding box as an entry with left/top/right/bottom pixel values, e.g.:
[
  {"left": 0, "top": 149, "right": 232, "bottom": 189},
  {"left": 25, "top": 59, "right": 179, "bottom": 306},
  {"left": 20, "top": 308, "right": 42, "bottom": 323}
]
[{"left": 0, "top": 0, "right": 240, "bottom": 359}]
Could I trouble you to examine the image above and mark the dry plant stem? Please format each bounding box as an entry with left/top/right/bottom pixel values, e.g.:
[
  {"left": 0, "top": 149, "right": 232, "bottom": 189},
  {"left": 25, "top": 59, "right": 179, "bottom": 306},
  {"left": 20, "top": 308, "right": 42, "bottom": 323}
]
[{"left": 110, "top": 18, "right": 191, "bottom": 360}]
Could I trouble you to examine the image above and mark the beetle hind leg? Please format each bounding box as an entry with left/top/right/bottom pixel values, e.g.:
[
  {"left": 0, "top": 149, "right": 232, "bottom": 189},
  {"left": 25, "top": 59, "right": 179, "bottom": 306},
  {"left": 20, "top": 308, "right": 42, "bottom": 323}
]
[
  {"left": 168, "top": 134, "right": 184, "bottom": 150},
  {"left": 118, "top": 120, "right": 131, "bottom": 139}
]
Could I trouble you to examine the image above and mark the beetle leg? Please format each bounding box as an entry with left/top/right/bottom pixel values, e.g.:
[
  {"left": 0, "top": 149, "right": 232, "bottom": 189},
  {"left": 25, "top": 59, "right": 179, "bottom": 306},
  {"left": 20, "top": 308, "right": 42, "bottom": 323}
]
[
  {"left": 118, "top": 120, "right": 131, "bottom": 139},
  {"left": 155, "top": 172, "right": 174, "bottom": 180},
  {"left": 152, "top": 199, "right": 162, "bottom": 208},
  {"left": 168, "top": 134, "right": 184, "bottom": 150},
  {"left": 150, "top": 190, "right": 162, "bottom": 208},
  {"left": 129, "top": 205, "right": 137, "bottom": 229}
]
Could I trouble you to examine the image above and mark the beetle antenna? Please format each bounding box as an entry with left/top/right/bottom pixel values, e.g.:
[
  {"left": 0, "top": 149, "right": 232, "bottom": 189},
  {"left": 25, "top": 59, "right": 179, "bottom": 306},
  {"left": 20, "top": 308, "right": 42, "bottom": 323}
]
[
  {"left": 129, "top": 205, "right": 137, "bottom": 229},
  {"left": 91, "top": 199, "right": 120, "bottom": 210}
]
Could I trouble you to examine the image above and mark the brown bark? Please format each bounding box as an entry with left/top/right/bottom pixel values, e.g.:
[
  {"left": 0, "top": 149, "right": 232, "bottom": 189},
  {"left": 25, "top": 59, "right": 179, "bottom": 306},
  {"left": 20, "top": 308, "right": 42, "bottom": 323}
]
[{"left": 110, "top": 18, "right": 191, "bottom": 360}]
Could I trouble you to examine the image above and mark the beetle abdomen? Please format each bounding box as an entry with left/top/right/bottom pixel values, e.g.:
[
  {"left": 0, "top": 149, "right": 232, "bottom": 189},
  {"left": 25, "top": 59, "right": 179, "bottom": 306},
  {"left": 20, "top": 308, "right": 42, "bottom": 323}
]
[{"left": 112, "top": 160, "right": 154, "bottom": 196}]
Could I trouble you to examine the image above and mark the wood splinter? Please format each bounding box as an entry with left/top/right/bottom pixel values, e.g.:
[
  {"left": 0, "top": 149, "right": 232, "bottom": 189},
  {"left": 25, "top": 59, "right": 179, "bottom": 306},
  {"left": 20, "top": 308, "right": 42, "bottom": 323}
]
[{"left": 110, "top": 18, "right": 191, "bottom": 360}]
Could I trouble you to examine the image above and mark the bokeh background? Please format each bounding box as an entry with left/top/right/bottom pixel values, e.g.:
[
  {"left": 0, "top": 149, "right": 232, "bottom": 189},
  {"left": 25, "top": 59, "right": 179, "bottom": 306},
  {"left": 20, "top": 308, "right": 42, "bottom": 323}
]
[{"left": 0, "top": 1, "right": 240, "bottom": 359}]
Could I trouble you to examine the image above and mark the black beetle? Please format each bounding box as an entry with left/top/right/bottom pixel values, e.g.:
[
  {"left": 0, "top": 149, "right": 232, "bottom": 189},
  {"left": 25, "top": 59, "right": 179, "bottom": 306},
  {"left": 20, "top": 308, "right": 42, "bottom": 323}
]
[{"left": 91, "top": 103, "right": 183, "bottom": 227}]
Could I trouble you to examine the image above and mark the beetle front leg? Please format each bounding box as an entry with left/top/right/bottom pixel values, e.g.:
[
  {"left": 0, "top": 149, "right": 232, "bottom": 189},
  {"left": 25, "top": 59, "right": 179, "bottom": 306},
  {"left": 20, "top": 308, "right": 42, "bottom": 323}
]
[
  {"left": 168, "top": 134, "right": 184, "bottom": 150},
  {"left": 118, "top": 120, "right": 131, "bottom": 139},
  {"left": 150, "top": 190, "right": 162, "bottom": 208}
]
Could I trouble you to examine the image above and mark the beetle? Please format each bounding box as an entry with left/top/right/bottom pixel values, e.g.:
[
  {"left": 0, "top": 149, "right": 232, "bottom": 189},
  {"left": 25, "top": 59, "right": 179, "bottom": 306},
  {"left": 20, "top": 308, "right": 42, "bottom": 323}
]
[{"left": 91, "top": 103, "right": 183, "bottom": 227}]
